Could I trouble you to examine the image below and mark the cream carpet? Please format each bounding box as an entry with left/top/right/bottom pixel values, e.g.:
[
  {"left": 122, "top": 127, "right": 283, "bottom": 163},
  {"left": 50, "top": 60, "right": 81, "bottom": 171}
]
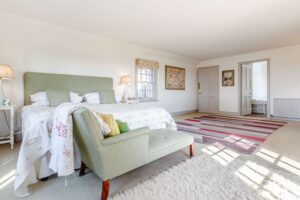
[
  {"left": 0, "top": 143, "right": 203, "bottom": 200},
  {"left": 1, "top": 118, "right": 300, "bottom": 200},
  {"left": 112, "top": 151, "right": 300, "bottom": 200}
]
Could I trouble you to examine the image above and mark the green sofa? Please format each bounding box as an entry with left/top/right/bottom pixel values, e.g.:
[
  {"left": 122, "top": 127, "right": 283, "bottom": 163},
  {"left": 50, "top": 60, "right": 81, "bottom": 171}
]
[{"left": 72, "top": 108, "right": 194, "bottom": 200}]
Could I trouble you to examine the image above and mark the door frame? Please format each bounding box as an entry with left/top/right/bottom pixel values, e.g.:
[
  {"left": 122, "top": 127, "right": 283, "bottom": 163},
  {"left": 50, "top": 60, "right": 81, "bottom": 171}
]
[
  {"left": 238, "top": 58, "right": 270, "bottom": 117},
  {"left": 197, "top": 65, "right": 220, "bottom": 114}
]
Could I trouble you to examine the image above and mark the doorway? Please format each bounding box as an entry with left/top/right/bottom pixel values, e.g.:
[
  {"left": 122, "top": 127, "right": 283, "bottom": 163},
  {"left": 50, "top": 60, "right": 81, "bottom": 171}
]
[
  {"left": 197, "top": 66, "right": 219, "bottom": 113},
  {"left": 239, "top": 59, "right": 270, "bottom": 118}
]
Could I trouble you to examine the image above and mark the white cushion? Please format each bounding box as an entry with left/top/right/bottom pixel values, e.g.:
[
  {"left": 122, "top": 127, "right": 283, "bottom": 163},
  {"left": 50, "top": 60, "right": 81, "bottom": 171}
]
[
  {"left": 69, "top": 92, "right": 101, "bottom": 104},
  {"left": 30, "top": 92, "right": 49, "bottom": 106},
  {"left": 83, "top": 93, "right": 100, "bottom": 104},
  {"left": 69, "top": 92, "right": 83, "bottom": 103}
]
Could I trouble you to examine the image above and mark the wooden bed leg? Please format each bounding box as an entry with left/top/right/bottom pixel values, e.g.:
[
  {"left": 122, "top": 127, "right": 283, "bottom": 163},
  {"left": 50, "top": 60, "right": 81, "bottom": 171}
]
[
  {"left": 189, "top": 144, "right": 194, "bottom": 157},
  {"left": 101, "top": 180, "right": 110, "bottom": 200},
  {"left": 79, "top": 161, "right": 86, "bottom": 177}
]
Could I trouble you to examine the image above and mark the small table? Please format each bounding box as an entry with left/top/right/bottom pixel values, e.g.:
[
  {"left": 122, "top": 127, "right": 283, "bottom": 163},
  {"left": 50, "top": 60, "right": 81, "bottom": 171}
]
[{"left": 0, "top": 105, "right": 15, "bottom": 149}]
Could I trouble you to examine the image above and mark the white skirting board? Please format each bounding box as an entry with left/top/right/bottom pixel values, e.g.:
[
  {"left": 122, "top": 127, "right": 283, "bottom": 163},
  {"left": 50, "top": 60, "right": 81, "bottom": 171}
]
[{"left": 274, "top": 98, "right": 300, "bottom": 119}]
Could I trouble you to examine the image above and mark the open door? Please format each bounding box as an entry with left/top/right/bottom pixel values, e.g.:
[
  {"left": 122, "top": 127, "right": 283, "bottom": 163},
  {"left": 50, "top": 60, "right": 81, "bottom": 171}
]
[{"left": 241, "top": 63, "right": 252, "bottom": 115}]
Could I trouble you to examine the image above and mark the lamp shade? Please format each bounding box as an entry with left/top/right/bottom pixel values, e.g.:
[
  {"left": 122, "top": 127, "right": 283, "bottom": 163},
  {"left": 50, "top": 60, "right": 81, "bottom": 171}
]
[
  {"left": 120, "top": 75, "right": 132, "bottom": 86},
  {"left": 0, "top": 64, "right": 14, "bottom": 80}
]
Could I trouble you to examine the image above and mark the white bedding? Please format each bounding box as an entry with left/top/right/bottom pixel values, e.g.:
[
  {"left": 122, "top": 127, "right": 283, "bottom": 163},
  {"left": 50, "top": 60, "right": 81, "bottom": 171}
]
[
  {"left": 15, "top": 103, "right": 176, "bottom": 197},
  {"left": 15, "top": 106, "right": 55, "bottom": 197},
  {"left": 87, "top": 103, "right": 177, "bottom": 130}
]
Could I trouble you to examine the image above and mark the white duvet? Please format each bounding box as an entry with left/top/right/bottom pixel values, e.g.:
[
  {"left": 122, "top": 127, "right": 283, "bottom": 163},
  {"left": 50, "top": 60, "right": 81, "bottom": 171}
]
[
  {"left": 15, "top": 103, "right": 176, "bottom": 197},
  {"left": 15, "top": 106, "right": 54, "bottom": 197},
  {"left": 87, "top": 103, "right": 177, "bottom": 130}
]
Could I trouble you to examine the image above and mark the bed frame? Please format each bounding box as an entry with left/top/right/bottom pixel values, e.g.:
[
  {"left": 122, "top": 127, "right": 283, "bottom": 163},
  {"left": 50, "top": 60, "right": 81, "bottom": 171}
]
[{"left": 23, "top": 72, "right": 116, "bottom": 105}]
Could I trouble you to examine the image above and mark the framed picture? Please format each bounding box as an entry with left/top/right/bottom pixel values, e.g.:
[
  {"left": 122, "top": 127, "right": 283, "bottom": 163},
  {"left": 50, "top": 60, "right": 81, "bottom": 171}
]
[
  {"left": 222, "top": 70, "right": 234, "bottom": 86},
  {"left": 165, "top": 65, "right": 185, "bottom": 90}
]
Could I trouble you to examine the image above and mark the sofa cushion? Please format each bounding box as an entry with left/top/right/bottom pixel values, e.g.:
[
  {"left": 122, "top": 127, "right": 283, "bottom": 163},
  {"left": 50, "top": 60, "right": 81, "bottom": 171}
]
[
  {"left": 97, "top": 113, "right": 120, "bottom": 137},
  {"left": 148, "top": 129, "right": 194, "bottom": 162},
  {"left": 116, "top": 120, "right": 129, "bottom": 133}
]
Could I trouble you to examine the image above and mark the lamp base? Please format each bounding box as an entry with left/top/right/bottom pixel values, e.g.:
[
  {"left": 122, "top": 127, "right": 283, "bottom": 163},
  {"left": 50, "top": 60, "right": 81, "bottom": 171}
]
[
  {"left": 0, "top": 79, "right": 5, "bottom": 106},
  {"left": 122, "top": 87, "right": 129, "bottom": 102}
]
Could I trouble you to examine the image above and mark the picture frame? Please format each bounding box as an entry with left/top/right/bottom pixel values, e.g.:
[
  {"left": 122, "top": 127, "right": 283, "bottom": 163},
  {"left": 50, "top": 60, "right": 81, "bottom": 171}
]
[
  {"left": 222, "top": 70, "right": 234, "bottom": 86},
  {"left": 165, "top": 65, "right": 185, "bottom": 90}
]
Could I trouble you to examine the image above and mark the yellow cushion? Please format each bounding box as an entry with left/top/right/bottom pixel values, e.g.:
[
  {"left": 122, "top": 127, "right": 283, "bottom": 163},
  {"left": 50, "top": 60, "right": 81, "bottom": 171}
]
[{"left": 97, "top": 113, "right": 120, "bottom": 137}]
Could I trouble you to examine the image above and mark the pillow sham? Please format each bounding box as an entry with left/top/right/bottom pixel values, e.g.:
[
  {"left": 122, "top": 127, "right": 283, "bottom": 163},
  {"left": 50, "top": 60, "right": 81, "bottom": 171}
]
[
  {"left": 69, "top": 92, "right": 83, "bottom": 103},
  {"left": 83, "top": 93, "right": 100, "bottom": 104},
  {"left": 30, "top": 91, "right": 49, "bottom": 106},
  {"left": 46, "top": 89, "right": 70, "bottom": 107},
  {"left": 69, "top": 92, "right": 101, "bottom": 104}
]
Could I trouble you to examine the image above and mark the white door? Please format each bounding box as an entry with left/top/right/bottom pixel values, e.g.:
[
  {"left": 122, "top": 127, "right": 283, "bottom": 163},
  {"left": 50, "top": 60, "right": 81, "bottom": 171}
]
[
  {"left": 198, "top": 67, "right": 219, "bottom": 113},
  {"left": 241, "top": 64, "right": 253, "bottom": 115}
]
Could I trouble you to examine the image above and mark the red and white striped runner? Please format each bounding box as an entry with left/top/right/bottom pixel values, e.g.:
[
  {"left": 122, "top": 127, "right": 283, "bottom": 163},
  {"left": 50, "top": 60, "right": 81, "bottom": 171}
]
[{"left": 176, "top": 115, "right": 286, "bottom": 154}]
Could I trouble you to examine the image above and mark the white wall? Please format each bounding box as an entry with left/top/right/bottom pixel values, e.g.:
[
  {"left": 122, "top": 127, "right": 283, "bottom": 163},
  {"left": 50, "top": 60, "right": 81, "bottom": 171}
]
[
  {"left": 197, "top": 44, "right": 300, "bottom": 115},
  {"left": 0, "top": 12, "right": 198, "bottom": 134}
]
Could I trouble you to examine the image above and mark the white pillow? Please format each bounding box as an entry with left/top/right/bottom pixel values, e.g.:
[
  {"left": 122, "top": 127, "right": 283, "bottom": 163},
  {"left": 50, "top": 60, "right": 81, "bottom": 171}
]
[
  {"left": 69, "top": 92, "right": 83, "bottom": 104},
  {"left": 69, "top": 92, "right": 101, "bottom": 104},
  {"left": 83, "top": 93, "right": 100, "bottom": 104},
  {"left": 30, "top": 91, "right": 50, "bottom": 106}
]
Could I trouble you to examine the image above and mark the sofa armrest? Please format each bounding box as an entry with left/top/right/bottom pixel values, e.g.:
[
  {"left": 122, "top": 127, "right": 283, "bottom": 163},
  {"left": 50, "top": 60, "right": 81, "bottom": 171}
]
[
  {"left": 97, "top": 127, "right": 150, "bottom": 180},
  {"left": 102, "top": 127, "right": 150, "bottom": 146}
]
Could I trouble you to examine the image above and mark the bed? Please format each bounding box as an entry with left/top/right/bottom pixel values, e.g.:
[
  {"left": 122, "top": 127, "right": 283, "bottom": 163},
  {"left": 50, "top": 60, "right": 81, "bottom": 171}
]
[{"left": 15, "top": 72, "right": 176, "bottom": 197}]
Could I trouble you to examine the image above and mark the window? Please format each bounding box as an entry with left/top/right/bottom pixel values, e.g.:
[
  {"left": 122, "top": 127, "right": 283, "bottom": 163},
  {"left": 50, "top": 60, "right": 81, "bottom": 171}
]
[{"left": 136, "top": 67, "right": 157, "bottom": 102}]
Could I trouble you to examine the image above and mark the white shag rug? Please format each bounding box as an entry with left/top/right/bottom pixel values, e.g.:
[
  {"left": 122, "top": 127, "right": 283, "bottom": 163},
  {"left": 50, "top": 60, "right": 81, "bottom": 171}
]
[{"left": 112, "top": 153, "right": 300, "bottom": 200}]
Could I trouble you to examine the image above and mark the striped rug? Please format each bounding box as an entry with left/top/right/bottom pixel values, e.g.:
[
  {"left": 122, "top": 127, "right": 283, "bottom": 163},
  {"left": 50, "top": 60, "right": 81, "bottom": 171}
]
[{"left": 176, "top": 114, "right": 287, "bottom": 154}]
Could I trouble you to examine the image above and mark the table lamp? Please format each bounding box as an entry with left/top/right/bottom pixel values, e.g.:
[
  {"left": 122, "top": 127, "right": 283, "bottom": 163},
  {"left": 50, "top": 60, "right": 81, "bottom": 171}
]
[
  {"left": 119, "top": 75, "right": 132, "bottom": 101},
  {"left": 0, "top": 64, "right": 14, "bottom": 106}
]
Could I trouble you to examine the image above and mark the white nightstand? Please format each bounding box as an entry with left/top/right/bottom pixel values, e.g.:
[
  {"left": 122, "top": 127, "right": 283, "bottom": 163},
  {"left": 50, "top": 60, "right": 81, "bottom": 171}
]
[{"left": 0, "top": 105, "right": 15, "bottom": 149}]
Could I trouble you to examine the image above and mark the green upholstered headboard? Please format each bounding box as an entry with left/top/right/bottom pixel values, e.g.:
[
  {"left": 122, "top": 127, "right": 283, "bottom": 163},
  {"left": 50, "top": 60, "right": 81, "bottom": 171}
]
[{"left": 24, "top": 72, "right": 116, "bottom": 105}]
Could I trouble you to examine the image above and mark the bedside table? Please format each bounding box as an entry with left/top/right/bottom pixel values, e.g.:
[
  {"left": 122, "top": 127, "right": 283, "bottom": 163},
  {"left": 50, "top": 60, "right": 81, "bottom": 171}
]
[{"left": 0, "top": 105, "right": 15, "bottom": 149}]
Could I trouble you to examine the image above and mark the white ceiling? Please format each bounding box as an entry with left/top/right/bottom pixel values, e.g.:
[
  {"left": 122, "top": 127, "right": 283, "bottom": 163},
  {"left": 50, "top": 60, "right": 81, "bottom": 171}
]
[{"left": 0, "top": 0, "right": 300, "bottom": 60}]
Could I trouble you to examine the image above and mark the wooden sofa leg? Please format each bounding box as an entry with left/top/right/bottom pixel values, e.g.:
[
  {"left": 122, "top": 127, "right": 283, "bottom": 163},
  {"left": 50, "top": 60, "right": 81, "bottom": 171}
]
[
  {"left": 189, "top": 144, "right": 194, "bottom": 157},
  {"left": 79, "top": 161, "right": 86, "bottom": 177},
  {"left": 101, "top": 180, "right": 110, "bottom": 200},
  {"left": 40, "top": 177, "right": 49, "bottom": 181}
]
